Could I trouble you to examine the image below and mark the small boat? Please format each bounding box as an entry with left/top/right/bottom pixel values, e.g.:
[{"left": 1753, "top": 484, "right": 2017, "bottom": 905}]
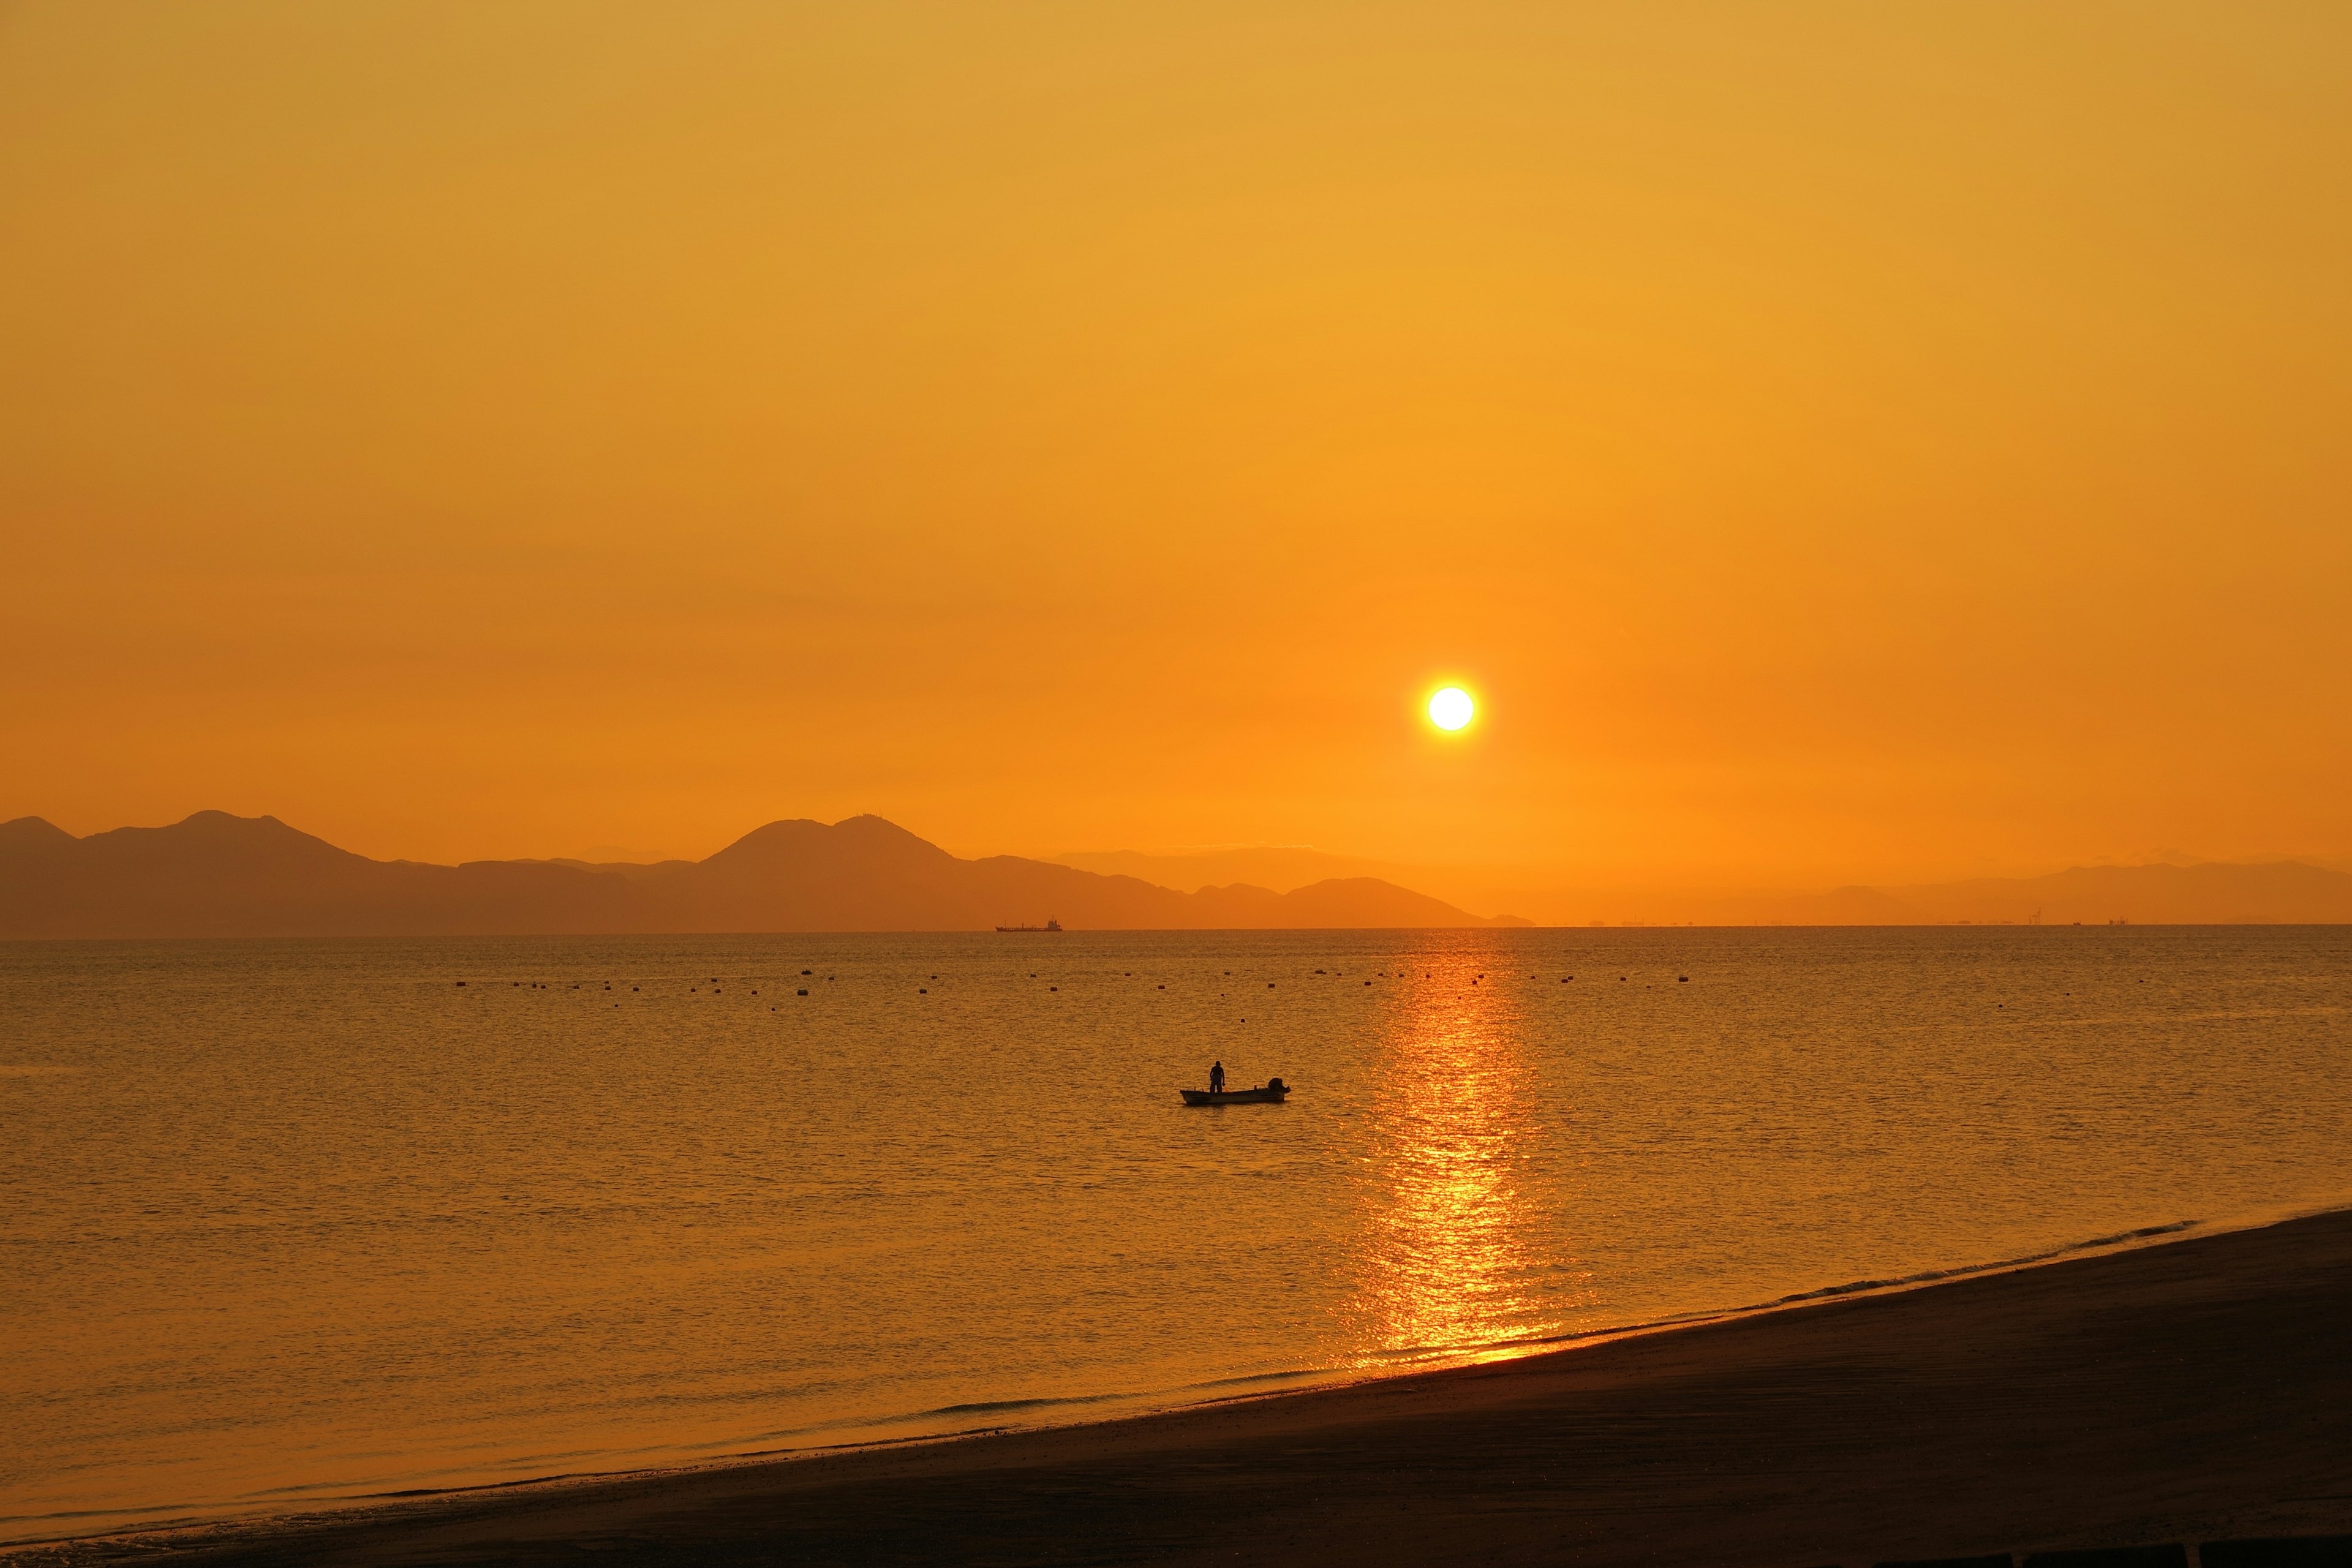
[{"left": 1180, "top": 1078, "right": 1289, "bottom": 1106}]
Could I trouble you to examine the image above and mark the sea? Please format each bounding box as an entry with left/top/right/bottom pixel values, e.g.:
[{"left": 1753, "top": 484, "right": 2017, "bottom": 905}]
[{"left": 4, "top": 927, "right": 2348, "bottom": 1542}]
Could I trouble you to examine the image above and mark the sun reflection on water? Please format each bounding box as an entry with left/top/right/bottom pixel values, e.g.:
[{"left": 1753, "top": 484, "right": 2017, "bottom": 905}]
[{"left": 1340, "top": 961, "right": 1588, "bottom": 1365}]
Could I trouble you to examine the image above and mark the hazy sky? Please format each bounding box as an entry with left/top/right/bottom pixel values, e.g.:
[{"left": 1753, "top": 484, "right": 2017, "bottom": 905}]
[{"left": 5, "top": 2, "right": 2347, "bottom": 887}]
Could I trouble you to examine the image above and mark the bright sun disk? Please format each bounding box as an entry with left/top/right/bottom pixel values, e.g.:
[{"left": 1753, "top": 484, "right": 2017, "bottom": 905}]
[{"left": 1428, "top": 687, "right": 1474, "bottom": 731}]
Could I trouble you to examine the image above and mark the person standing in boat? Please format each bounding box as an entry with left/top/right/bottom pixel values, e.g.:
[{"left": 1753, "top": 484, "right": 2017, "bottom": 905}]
[{"left": 1208, "top": 1060, "right": 1226, "bottom": 1094}]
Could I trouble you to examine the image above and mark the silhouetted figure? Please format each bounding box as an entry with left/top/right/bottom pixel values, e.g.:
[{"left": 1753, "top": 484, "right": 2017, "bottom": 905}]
[{"left": 1209, "top": 1060, "right": 1226, "bottom": 1093}]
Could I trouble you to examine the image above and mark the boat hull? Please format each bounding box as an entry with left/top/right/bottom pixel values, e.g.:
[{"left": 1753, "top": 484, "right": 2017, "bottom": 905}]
[{"left": 1178, "top": 1087, "right": 1289, "bottom": 1106}]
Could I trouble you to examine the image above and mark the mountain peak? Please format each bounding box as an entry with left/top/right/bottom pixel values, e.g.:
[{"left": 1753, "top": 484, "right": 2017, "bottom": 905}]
[
  {"left": 830, "top": 813, "right": 952, "bottom": 850},
  {"left": 74, "top": 810, "right": 366, "bottom": 873},
  {"left": 703, "top": 814, "right": 957, "bottom": 870},
  {"left": 175, "top": 810, "right": 297, "bottom": 834}
]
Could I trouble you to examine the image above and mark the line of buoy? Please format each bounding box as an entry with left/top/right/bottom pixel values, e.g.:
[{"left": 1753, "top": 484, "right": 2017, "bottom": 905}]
[{"left": 448, "top": 964, "right": 1724, "bottom": 1003}]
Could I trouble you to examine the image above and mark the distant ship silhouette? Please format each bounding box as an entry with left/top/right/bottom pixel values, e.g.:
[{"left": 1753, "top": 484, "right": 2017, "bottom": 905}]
[{"left": 996, "top": 918, "right": 1063, "bottom": 932}]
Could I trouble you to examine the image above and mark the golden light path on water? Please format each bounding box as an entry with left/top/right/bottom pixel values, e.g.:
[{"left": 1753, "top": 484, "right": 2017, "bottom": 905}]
[{"left": 1341, "top": 954, "right": 1594, "bottom": 1366}]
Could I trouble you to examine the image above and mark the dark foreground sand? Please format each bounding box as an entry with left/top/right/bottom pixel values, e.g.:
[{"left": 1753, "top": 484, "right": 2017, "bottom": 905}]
[{"left": 28, "top": 1209, "right": 2352, "bottom": 1567}]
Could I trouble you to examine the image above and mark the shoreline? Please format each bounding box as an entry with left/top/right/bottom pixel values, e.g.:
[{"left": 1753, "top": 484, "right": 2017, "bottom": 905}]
[
  {"left": 17, "top": 1200, "right": 2352, "bottom": 1565},
  {"left": 7, "top": 1202, "right": 2320, "bottom": 1550}
]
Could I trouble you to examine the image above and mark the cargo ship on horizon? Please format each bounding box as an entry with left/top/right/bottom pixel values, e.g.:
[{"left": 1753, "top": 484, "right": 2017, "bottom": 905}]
[{"left": 995, "top": 919, "right": 1063, "bottom": 932}]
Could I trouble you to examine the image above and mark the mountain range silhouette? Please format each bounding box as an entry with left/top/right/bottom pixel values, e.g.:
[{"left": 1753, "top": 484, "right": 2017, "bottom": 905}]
[
  {"left": 0, "top": 812, "right": 1522, "bottom": 938},
  {"left": 5, "top": 812, "right": 2346, "bottom": 937}
]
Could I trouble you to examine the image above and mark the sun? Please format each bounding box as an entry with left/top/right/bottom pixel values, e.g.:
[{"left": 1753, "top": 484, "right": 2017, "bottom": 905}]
[{"left": 1427, "top": 686, "right": 1474, "bottom": 731}]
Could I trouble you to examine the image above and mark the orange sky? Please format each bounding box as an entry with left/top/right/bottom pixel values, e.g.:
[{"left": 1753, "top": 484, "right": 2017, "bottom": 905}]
[{"left": 4, "top": 2, "right": 2348, "bottom": 898}]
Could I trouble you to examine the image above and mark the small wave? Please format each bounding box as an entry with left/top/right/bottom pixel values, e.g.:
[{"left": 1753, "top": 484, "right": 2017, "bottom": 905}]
[
  {"left": 1178, "top": 1365, "right": 1360, "bottom": 1393},
  {"left": 921, "top": 1393, "right": 1134, "bottom": 1418},
  {"left": 1755, "top": 1219, "right": 2200, "bottom": 1308}
]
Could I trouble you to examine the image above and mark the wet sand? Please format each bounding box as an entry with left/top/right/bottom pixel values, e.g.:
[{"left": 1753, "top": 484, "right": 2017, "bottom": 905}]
[{"left": 28, "top": 1208, "right": 2352, "bottom": 1566}]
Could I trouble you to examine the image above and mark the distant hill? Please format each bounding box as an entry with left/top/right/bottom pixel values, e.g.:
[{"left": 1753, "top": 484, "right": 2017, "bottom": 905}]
[
  {"left": 1712, "top": 860, "right": 2352, "bottom": 925},
  {"left": 0, "top": 812, "right": 1513, "bottom": 938},
  {"left": 1052, "top": 846, "right": 1534, "bottom": 925},
  {"left": 1053, "top": 846, "right": 1420, "bottom": 894},
  {"left": 1883, "top": 860, "right": 2352, "bottom": 925}
]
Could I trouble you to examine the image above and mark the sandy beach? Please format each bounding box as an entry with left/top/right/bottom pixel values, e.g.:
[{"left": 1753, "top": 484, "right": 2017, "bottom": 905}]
[{"left": 17, "top": 1206, "right": 2349, "bottom": 1567}]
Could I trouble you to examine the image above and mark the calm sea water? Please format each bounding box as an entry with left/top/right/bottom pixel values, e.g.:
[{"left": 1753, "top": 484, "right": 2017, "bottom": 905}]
[{"left": 4, "top": 927, "right": 2348, "bottom": 1541}]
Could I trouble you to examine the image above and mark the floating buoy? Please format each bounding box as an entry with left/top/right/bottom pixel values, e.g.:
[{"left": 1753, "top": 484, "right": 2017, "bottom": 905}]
[{"left": 797, "top": 989, "right": 808, "bottom": 996}]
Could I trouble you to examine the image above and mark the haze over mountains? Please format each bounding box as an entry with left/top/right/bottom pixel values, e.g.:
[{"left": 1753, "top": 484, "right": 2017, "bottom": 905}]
[
  {"left": 1055, "top": 844, "right": 2352, "bottom": 928},
  {"left": 4, "top": 813, "right": 2348, "bottom": 939},
  {"left": 1053, "top": 847, "right": 1422, "bottom": 895},
  {"left": 0, "top": 813, "right": 1517, "bottom": 940},
  {"left": 1725, "top": 861, "right": 2352, "bottom": 927}
]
